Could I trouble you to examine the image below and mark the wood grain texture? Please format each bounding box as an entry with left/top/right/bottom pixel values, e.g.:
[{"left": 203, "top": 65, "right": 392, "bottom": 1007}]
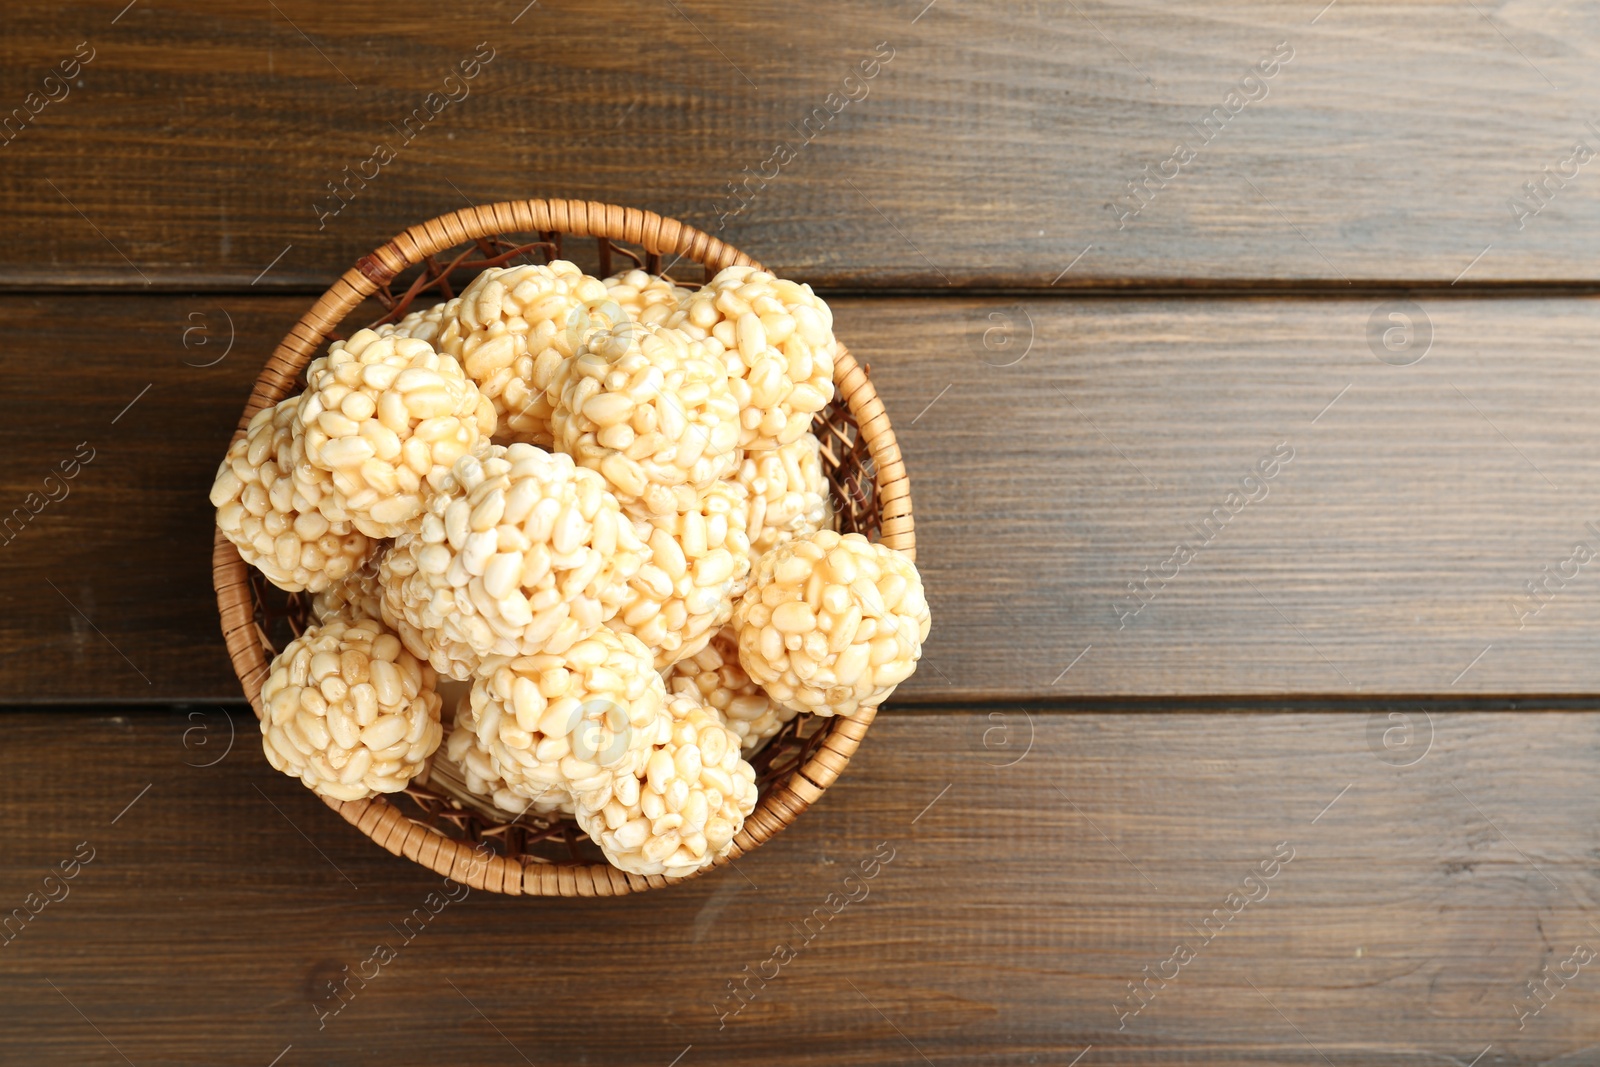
[
  {"left": 4, "top": 708, "right": 1599, "bottom": 1065},
  {"left": 4, "top": 292, "right": 1600, "bottom": 702},
  {"left": 1, "top": 1, "right": 1598, "bottom": 289}
]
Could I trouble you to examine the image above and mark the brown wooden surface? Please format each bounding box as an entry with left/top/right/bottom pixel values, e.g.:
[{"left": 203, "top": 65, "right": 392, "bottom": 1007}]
[
  {"left": 5, "top": 709, "right": 1600, "bottom": 1065},
  {"left": 2, "top": 1, "right": 1599, "bottom": 289},
  {"left": 3, "top": 292, "right": 1598, "bottom": 702},
  {"left": 5, "top": 0, "right": 1599, "bottom": 1062}
]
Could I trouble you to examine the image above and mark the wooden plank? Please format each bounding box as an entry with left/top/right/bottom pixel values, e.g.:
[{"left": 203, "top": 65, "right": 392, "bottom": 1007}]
[
  {"left": 4, "top": 708, "right": 1599, "bottom": 1064},
  {"left": 5, "top": 292, "right": 1600, "bottom": 702},
  {"left": 1, "top": 1, "right": 1598, "bottom": 288},
  {"left": 0, "top": 294, "right": 278, "bottom": 701}
]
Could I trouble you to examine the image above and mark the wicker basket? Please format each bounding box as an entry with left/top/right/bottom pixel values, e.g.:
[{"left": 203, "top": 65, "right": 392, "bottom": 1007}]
[{"left": 212, "top": 200, "right": 914, "bottom": 895}]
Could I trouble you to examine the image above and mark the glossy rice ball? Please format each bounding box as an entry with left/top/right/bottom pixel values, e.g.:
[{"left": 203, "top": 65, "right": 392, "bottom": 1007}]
[
  {"left": 374, "top": 297, "right": 464, "bottom": 352},
  {"left": 298, "top": 329, "right": 496, "bottom": 538},
  {"left": 451, "top": 261, "right": 610, "bottom": 448},
  {"left": 551, "top": 321, "right": 741, "bottom": 516},
  {"left": 667, "top": 628, "right": 797, "bottom": 755},
  {"left": 379, "top": 444, "right": 646, "bottom": 679},
  {"left": 736, "top": 431, "right": 833, "bottom": 561},
  {"left": 444, "top": 692, "right": 575, "bottom": 818},
  {"left": 310, "top": 558, "right": 386, "bottom": 624},
  {"left": 575, "top": 692, "right": 758, "bottom": 878},
  {"left": 668, "top": 265, "right": 836, "bottom": 451},
  {"left": 733, "top": 530, "right": 930, "bottom": 716},
  {"left": 211, "top": 396, "right": 372, "bottom": 593},
  {"left": 259, "top": 616, "right": 444, "bottom": 801},
  {"left": 279, "top": 417, "right": 352, "bottom": 525},
  {"left": 455, "top": 628, "right": 668, "bottom": 812},
  {"left": 608, "top": 480, "right": 752, "bottom": 670},
  {"left": 603, "top": 268, "right": 692, "bottom": 327}
]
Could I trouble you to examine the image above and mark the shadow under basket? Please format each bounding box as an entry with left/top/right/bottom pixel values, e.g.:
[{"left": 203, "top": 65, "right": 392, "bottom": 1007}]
[{"left": 212, "top": 200, "right": 915, "bottom": 896}]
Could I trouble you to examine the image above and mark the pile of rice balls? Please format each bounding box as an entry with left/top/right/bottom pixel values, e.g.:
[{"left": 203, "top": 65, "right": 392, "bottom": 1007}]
[{"left": 212, "top": 261, "right": 931, "bottom": 878}]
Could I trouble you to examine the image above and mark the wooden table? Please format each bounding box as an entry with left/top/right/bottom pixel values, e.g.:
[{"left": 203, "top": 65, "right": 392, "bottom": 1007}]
[{"left": 5, "top": 2, "right": 1600, "bottom": 1063}]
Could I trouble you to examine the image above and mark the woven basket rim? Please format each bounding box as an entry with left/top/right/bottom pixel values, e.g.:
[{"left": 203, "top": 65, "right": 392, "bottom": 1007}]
[{"left": 212, "top": 199, "right": 915, "bottom": 896}]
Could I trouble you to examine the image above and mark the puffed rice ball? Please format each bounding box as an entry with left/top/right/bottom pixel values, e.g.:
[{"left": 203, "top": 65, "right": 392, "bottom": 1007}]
[
  {"left": 374, "top": 297, "right": 464, "bottom": 352},
  {"left": 298, "top": 329, "right": 496, "bottom": 538},
  {"left": 379, "top": 444, "right": 646, "bottom": 679},
  {"left": 668, "top": 628, "right": 797, "bottom": 755},
  {"left": 452, "top": 262, "right": 610, "bottom": 448},
  {"left": 733, "top": 530, "right": 930, "bottom": 717},
  {"left": 737, "top": 431, "right": 833, "bottom": 560},
  {"left": 310, "top": 558, "right": 386, "bottom": 624},
  {"left": 669, "top": 265, "right": 836, "bottom": 451},
  {"left": 279, "top": 420, "right": 352, "bottom": 525},
  {"left": 576, "top": 692, "right": 758, "bottom": 878},
  {"left": 259, "top": 617, "right": 444, "bottom": 801},
  {"left": 552, "top": 321, "right": 741, "bottom": 516},
  {"left": 457, "top": 628, "right": 668, "bottom": 813},
  {"left": 444, "top": 692, "right": 575, "bottom": 818},
  {"left": 609, "top": 480, "right": 752, "bottom": 669},
  {"left": 603, "top": 268, "right": 692, "bottom": 327},
  {"left": 211, "top": 396, "right": 372, "bottom": 593}
]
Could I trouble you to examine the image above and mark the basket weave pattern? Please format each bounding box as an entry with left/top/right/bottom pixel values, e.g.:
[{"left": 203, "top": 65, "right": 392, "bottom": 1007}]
[{"left": 212, "top": 200, "right": 914, "bottom": 896}]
